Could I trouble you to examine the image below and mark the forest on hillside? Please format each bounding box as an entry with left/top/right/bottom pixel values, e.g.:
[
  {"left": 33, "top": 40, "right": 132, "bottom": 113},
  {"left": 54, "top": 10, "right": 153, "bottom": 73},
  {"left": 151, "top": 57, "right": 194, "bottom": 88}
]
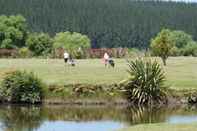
[{"left": 0, "top": 0, "right": 197, "bottom": 48}]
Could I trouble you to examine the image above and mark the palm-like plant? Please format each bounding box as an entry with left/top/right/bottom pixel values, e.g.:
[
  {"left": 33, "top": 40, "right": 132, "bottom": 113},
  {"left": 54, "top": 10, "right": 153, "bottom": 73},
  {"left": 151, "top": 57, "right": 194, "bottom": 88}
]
[{"left": 125, "top": 59, "right": 167, "bottom": 105}]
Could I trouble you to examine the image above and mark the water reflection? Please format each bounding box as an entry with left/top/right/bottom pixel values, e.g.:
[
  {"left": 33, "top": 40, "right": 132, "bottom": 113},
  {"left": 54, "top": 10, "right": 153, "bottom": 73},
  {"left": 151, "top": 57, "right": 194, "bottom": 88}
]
[
  {"left": 0, "top": 105, "right": 196, "bottom": 131},
  {"left": 0, "top": 105, "right": 44, "bottom": 131},
  {"left": 125, "top": 106, "right": 173, "bottom": 124}
]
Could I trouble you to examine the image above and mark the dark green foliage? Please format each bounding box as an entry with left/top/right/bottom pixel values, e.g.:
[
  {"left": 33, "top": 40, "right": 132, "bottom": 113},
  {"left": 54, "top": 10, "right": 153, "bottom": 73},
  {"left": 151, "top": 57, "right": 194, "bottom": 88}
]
[
  {"left": 1, "top": 0, "right": 197, "bottom": 48},
  {"left": 0, "top": 71, "right": 45, "bottom": 103},
  {"left": 169, "top": 30, "right": 196, "bottom": 56},
  {"left": 0, "top": 15, "right": 27, "bottom": 49},
  {"left": 125, "top": 59, "right": 167, "bottom": 105},
  {"left": 182, "top": 41, "right": 197, "bottom": 56},
  {"left": 170, "top": 30, "right": 193, "bottom": 48},
  {"left": 26, "top": 33, "right": 53, "bottom": 56}
]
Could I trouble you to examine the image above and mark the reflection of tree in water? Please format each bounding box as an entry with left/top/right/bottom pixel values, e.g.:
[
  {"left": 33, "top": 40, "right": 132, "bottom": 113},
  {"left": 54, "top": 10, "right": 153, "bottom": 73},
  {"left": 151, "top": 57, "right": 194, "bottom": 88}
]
[
  {"left": 42, "top": 106, "right": 129, "bottom": 122},
  {"left": 43, "top": 106, "right": 162, "bottom": 124},
  {"left": 124, "top": 106, "right": 197, "bottom": 125},
  {"left": 0, "top": 105, "right": 45, "bottom": 131},
  {"left": 41, "top": 105, "right": 191, "bottom": 124},
  {"left": 125, "top": 106, "right": 167, "bottom": 124},
  {"left": 0, "top": 105, "right": 196, "bottom": 131}
]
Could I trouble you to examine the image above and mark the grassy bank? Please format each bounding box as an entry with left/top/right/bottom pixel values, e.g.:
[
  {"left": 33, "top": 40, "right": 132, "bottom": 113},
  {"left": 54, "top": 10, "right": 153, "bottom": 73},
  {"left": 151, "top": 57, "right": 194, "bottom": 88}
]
[
  {"left": 44, "top": 84, "right": 126, "bottom": 105},
  {"left": 120, "top": 123, "right": 197, "bottom": 131},
  {"left": 0, "top": 57, "right": 196, "bottom": 90}
]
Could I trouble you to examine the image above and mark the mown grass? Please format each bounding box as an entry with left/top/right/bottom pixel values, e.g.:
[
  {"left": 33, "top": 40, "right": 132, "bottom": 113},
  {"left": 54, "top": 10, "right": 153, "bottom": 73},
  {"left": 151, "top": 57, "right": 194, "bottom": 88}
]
[
  {"left": 0, "top": 58, "right": 127, "bottom": 85},
  {"left": 0, "top": 57, "right": 196, "bottom": 90},
  {"left": 119, "top": 123, "right": 197, "bottom": 131}
]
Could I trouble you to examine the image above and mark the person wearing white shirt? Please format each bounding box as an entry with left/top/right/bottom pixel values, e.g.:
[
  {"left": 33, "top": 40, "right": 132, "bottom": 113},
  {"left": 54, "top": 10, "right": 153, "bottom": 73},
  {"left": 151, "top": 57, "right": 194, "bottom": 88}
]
[{"left": 64, "top": 51, "right": 69, "bottom": 63}]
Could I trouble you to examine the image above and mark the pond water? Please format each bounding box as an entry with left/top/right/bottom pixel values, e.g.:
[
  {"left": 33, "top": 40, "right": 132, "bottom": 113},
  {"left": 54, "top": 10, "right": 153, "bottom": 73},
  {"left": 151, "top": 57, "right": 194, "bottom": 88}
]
[{"left": 0, "top": 105, "right": 197, "bottom": 131}]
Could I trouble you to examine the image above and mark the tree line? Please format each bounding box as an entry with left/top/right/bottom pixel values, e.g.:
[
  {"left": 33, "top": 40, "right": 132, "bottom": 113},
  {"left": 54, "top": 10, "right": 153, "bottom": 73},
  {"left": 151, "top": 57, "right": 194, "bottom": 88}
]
[
  {"left": 151, "top": 29, "right": 197, "bottom": 65},
  {"left": 1, "top": 15, "right": 197, "bottom": 59},
  {"left": 0, "top": 0, "right": 197, "bottom": 48},
  {"left": 0, "top": 15, "right": 91, "bottom": 57}
]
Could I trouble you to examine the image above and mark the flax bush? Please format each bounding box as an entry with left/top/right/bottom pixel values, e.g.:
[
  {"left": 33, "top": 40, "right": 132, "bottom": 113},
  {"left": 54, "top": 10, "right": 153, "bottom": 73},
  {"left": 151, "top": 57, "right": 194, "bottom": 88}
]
[{"left": 125, "top": 59, "right": 167, "bottom": 105}]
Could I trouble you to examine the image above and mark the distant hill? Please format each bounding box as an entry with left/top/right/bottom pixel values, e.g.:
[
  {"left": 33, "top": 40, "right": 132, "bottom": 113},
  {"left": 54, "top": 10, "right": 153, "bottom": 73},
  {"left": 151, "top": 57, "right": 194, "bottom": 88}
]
[{"left": 0, "top": 0, "right": 197, "bottom": 48}]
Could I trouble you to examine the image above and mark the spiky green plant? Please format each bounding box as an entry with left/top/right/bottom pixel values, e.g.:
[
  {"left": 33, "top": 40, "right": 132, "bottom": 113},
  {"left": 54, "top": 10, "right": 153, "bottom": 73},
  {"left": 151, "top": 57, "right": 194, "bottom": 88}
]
[{"left": 125, "top": 59, "right": 167, "bottom": 105}]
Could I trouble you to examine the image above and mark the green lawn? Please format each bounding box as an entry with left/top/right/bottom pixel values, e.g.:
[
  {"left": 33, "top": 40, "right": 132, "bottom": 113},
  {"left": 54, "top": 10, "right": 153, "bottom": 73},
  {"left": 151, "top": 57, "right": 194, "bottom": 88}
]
[
  {"left": 0, "top": 57, "right": 196, "bottom": 90},
  {"left": 119, "top": 123, "right": 197, "bottom": 131}
]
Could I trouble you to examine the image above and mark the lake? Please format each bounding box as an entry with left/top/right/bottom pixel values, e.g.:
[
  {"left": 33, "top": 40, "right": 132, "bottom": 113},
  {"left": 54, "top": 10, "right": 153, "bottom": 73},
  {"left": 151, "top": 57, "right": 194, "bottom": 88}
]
[{"left": 0, "top": 105, "right": 197, "bottom": 131}]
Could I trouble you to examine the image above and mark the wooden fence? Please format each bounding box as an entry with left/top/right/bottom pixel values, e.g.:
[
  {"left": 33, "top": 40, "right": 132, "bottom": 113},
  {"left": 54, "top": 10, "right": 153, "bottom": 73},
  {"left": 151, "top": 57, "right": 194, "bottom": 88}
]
[{"left": 0, "top": 49, "right": 18, "bottom": 58}]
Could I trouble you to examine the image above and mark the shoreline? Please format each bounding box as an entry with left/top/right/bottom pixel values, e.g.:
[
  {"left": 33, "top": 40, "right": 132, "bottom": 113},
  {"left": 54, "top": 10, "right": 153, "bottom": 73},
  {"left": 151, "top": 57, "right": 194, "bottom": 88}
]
[
  {"left": 0, "top": 90, "right": 196, "bottom": 107},
  {"left": 0, "top": 83, "right": 197, "bottom": 107},
  {"left": 42, "top": 85, "right": 197, "bottom": 107}
]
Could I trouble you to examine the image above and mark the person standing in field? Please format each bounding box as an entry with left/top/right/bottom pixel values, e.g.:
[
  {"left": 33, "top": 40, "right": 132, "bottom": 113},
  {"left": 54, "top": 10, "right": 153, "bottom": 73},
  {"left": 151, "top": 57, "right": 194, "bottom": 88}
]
[
  {"left": 64, "top": 51, "right": 69, "bottom": 63},
  {"left": 68, "top": 54, "right": 76, "bottom": 66},
  {"left": 103, "top": 52, "right": 109, "bottom": 67}
]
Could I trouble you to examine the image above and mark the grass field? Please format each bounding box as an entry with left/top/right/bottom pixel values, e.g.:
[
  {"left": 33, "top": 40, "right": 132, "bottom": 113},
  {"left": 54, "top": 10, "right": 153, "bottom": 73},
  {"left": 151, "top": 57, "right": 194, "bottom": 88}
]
[
  {"left": 119, "top": 123, "right": 197, "bottom": 131},
  {"left": 0, "top": 57, "right": 196, "bottom": 90}
]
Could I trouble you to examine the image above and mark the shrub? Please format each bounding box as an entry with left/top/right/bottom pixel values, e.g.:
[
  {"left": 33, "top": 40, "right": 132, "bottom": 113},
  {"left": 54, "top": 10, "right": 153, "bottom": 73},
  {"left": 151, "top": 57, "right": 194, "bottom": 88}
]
[
  {"left": 182, "top": 41, "right": 197, "bottom": 57},
  {"left": 128, "top": 48, "right": 142, "bottom": 57},
  {"left": 170, "top": 30, "right": 193, "bottom": 48},
  {"left": 0, "top": 71, "right": 45, "bottom": 103},
  {"left": 170, "top": 46, "right": 181, "bottom": 56},
  {"left": 18, "top": 47, "right": 32, "bottom": 58},
  {"left": 125, "top": 59, "right": 167, "bottom": 105},
  {"left": 26, "top": 33, "right": 53, "bottom": 56}
]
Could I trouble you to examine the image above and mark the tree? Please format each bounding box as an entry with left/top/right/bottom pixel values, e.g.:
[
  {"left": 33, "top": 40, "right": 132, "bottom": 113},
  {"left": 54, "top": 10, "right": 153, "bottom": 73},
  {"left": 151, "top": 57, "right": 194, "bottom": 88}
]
[
  {"left": 1, "top": 1, "right": 197, "bottom": 48},
  {"left": 170, "top": 30, "right": 193, "bottom": 48},
  {"left": 53, "top": 31, "right": 91, "bottom": 52},
  {"left": 182, "top": 41, "right": 197, "bottom": 57},
  {"left": 26, "top": 33, "right": 53, "bottom": 56},
  {"left": 0, "top": 15, "right": 27, "bottom": 49},
  {"left": 151, "top": 29, "right": 174, "bottom": 66}
]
